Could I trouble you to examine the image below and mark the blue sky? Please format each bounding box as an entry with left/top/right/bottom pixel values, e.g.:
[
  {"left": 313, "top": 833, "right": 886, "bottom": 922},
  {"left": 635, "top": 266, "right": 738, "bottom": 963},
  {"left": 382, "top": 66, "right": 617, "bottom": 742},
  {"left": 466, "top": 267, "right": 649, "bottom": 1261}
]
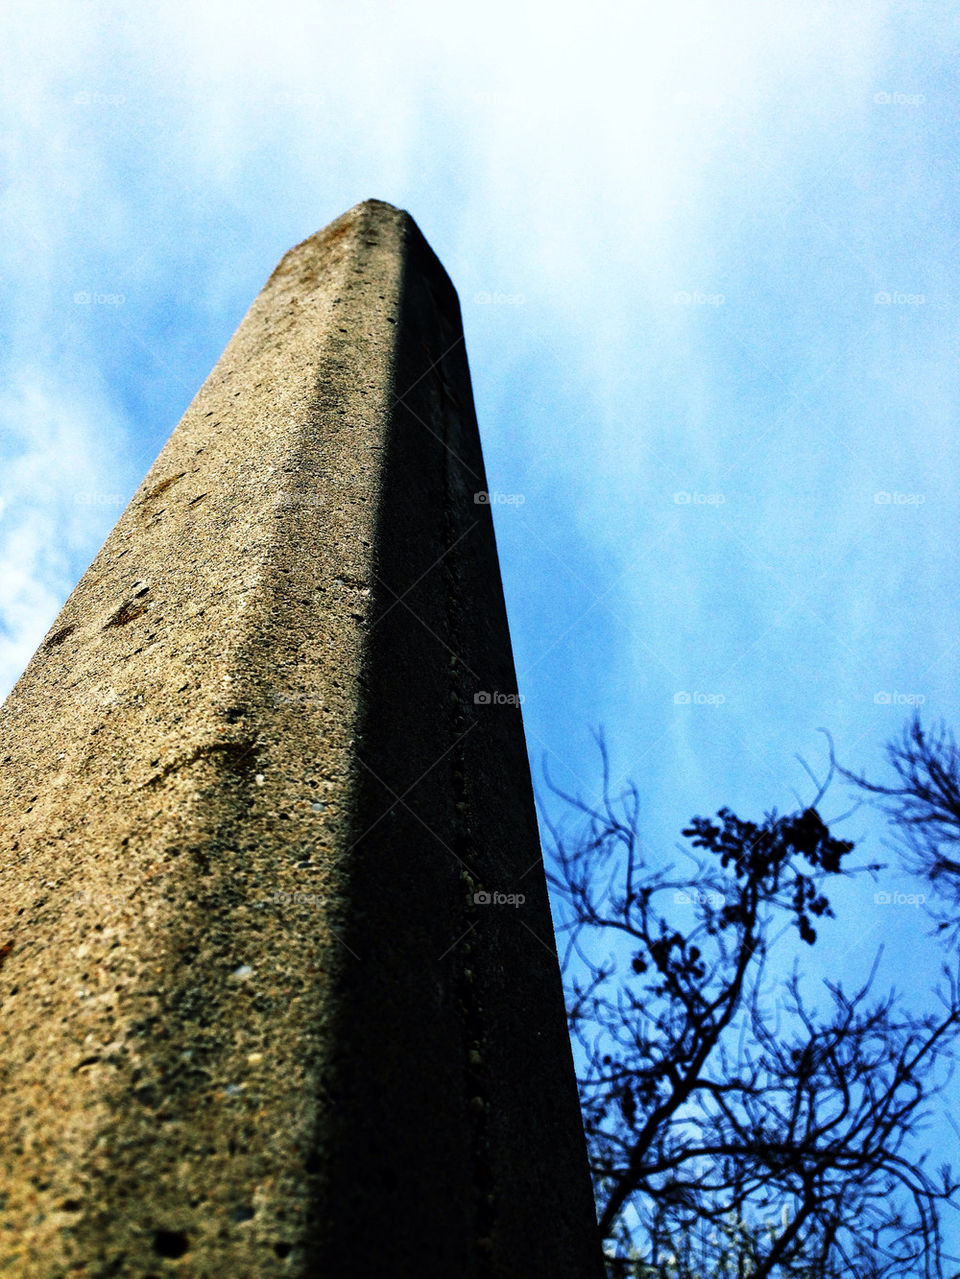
[{"left": 2, "top": 0, "right": 958, "bottom": 1249}]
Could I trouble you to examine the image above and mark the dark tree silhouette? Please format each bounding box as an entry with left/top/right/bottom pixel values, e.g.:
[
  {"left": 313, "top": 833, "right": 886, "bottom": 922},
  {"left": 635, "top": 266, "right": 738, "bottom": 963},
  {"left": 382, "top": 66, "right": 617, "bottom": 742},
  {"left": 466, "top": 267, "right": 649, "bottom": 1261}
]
[
  {"left": 544, "top": 738, "right": 960, "bottom": 1279},
  {"left": 829, "top": 714, "right": 960, "bottom": 940}
]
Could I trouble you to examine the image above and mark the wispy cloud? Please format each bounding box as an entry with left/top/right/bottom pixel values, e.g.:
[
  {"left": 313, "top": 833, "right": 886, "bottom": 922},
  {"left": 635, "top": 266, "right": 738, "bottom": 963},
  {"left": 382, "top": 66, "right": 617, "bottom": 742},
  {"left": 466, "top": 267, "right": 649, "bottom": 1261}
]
[{"left": 0, "top": 376, "right": 133, "bottom": 693}]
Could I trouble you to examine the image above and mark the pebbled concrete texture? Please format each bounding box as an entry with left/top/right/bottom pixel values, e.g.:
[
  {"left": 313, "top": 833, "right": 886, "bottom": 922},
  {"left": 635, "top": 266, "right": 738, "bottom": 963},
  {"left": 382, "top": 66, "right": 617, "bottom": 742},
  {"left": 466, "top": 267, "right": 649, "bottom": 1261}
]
[{"left": 0, "top": 200, "right": 602, "bottom": 1277}]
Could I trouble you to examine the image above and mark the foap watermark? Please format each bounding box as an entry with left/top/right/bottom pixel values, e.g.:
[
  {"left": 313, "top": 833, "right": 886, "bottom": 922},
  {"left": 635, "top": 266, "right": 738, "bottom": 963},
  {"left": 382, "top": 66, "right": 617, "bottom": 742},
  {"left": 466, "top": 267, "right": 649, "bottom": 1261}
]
[
  {"left": 474, "top": 690, "right": 524, "bottom": 707},
  {"left": 269, "top": 690, "right": 324, "bottom": 709},
  {"left": 672, "top": 90, "right": 727, "bottom": 108},
  {"left": 474, "top": 290, "right": 525, "bottom": 306},
  {"left": 874, "top": 890, "right": 926, "bottom": 906},
  {"left": 74, "top": 90, "right": 125, "bottom": 107},
  {"left": 73, "top": 491, "right": 124, "bottom": 508},
  {"left": 874, "top": 691, "right": 925, "bottom": 707},
  {"left": 474, "top": 490, "right": 525, "bottom": 506},
  {"left": 276, "top": 491, "right": 325, "bottom": 509},
  {"left": 70, "top": 685, "right": 122, "bottom": 709},
  {"left": 674, "top": 691, "right": 726, "bottom": 706},
  {"left": 874, "top": 490, "right": 925, "bottom": 506},
  {"left": 673, "top": 290, "right": 725, "bottom": 307},
  {"left": 274, "top": 90, "right": 325, "bottom": 107},
  {"left": 873, "top": 91, "right": 925, "bottom": 107},
  {"left": 874, "top": 291, "right": 926, "bottom": 306},
  {"left": 473, "top": 890, "right": 525, "bottom": 907},
  {"left": 74, "top": 291, "right": 125, "bottom": 306},
  {"left": 258, "top": 890, "right": 328, "bottom": 909},
  {"left": 674, "top": 889, "right": 725, "bottom": 908},
  {"left": 72, "top": 889, "right": 126, "bottom": 909},
  {"left": 674, "top": 490, "right": 725, "bottom": 506}
]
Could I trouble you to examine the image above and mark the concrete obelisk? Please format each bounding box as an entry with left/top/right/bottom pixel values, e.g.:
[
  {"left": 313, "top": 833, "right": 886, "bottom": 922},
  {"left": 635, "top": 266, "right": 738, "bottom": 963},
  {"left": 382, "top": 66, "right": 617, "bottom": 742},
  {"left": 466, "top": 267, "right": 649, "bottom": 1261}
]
[{"left": 0, "top": 201, "right": 601, "bottom": 1276}]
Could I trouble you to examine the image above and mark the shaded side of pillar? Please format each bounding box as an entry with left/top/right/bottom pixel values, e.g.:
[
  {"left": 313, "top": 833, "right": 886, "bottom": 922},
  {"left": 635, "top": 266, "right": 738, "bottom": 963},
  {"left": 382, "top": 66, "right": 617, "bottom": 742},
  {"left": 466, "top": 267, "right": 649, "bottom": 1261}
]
[{"left": 0, "top": 199, "right": 602, "bottom": 1277}]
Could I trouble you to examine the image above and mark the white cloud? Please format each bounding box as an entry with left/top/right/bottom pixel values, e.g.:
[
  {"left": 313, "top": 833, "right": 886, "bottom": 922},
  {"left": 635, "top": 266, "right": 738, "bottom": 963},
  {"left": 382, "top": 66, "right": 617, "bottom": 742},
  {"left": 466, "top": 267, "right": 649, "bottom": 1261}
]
[{"left": 0, "top": 377, "right": 132, "bottom": 698}]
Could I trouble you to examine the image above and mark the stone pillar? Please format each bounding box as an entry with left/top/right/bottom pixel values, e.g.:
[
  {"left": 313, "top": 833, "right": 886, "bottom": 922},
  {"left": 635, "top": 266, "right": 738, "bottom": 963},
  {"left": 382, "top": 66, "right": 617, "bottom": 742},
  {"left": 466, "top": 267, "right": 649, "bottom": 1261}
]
[{"left": 0, "top": 200, "right": 602, "bottom": 1277}]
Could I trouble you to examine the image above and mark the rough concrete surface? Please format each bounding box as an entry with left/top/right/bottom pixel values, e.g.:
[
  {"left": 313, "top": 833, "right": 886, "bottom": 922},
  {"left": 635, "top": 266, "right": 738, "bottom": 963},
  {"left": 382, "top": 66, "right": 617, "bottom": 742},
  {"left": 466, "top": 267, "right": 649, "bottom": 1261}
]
[{"left": 0, "top": 200, "right": 603, "bottom": 1277}]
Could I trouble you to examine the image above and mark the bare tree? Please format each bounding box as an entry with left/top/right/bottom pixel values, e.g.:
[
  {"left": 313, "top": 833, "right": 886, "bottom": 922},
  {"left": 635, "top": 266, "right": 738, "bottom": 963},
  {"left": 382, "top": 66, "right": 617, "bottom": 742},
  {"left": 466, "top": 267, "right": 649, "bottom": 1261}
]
[
  {"left": 544, "top": 737, "right": 960, "bottom": 1279},
  {"left": 828, "top": 714, "right": 960, "bottom": 939}
]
